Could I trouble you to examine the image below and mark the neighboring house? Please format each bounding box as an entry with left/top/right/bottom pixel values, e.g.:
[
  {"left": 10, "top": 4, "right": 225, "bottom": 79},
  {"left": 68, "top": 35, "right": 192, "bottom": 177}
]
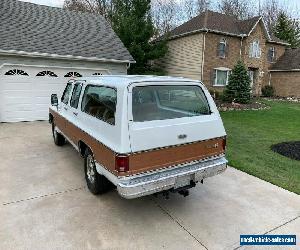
[
  {"left": 158, "top": 10, "right": 293, "bottom": 96},
  {"left": 0, "top": 0, "right": 134, "bottom": 122}
]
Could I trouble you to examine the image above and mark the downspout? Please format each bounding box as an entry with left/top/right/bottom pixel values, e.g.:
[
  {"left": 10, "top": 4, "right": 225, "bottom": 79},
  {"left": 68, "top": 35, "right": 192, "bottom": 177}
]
[
  {"left": 240, "top": 35, "right": 245, "bottom": 59},
  {"left": 201, "top": 29, "right": 208, "bottom": 81},
  {"left": 201, "top": 10, "right": 209, "bottom": 82}
]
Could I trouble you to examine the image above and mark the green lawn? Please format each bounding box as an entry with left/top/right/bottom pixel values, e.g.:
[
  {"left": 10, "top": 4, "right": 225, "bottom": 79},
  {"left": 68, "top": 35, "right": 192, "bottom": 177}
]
[{"left": 221, "top": 100, "right": 300, "bottom": 194}]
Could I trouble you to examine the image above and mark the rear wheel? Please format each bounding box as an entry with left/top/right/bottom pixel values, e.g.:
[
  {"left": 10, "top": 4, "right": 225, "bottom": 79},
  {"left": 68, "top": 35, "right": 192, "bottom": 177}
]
[
  {"left": 52, "top": 123, "right": 65, "bottom": 146},
  {"left": 84, "top": 148, "right": 112, "bottom": 195}
]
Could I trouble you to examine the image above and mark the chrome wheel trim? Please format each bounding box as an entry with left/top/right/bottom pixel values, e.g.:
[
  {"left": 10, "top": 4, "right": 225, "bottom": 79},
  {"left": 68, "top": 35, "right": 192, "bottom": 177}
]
[{"left": 86, "top": 155, "right": 96, "bottom": 184}]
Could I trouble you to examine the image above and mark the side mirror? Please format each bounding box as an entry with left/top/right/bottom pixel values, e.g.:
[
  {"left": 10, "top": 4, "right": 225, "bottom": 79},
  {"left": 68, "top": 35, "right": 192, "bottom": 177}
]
[{"left": 51, "top": 94, "right": 58, "bottom": 106}]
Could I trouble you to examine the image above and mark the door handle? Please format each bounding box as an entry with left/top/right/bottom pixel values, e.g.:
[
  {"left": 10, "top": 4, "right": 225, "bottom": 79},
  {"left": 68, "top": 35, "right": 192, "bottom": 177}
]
[
  {"left": 73, "top": 112, "right": 78, "bottom": 116},
  {"left": 64, "top": 107, "right": 68, "bottom": 111}
]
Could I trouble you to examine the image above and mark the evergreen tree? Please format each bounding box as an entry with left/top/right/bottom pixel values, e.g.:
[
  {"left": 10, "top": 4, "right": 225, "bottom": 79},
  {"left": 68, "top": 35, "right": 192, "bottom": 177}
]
[
  {"left": 223, "top": 60, "right": 251, "bottom": 104},
  {"left": 274, "top": 12, "right": 300, "bottom": 48},
  {"left": 111, "top": 0, "right": 168, "bottom": 74}
]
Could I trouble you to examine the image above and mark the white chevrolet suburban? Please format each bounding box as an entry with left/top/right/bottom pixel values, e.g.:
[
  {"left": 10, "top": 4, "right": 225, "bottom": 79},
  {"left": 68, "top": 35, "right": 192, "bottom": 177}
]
[{"left": 49, "top": 75, "right": 227, "bottom": 199}]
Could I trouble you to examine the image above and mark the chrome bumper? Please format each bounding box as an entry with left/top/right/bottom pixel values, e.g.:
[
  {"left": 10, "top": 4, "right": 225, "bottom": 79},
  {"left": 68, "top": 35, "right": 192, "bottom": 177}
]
[{"left": 117, "top": 156, "right": 227, "bottom": 199}]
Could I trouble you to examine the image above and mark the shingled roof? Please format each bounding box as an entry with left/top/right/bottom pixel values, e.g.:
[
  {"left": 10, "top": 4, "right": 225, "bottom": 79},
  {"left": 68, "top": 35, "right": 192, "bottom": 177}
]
[
  {"left": 0, "top": 0, "right": 135, "bottom": 63},
  {"left": 271, "top": 49, "right": 300, "bottom": 71},
  {"left": 167, "top": 10, "right": 288, "bottom": 45}
]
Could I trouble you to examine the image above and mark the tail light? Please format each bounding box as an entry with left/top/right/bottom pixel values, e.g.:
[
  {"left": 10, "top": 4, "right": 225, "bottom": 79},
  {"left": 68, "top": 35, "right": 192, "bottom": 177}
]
[
  {"left": 115, "top": 155, "right": 129, "bottom": 172},
  {"left": 222, "top": 137, "right": 227, "bottom": 151}
]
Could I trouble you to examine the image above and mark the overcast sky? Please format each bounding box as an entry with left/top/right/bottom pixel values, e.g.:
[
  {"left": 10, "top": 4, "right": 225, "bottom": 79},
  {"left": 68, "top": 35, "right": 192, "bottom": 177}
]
[
  {"left": 20, "top": 0, "right": 300, "bottom": 16},
  {"left": 20, "top": 0, "right": 64, "bottom": 7}
]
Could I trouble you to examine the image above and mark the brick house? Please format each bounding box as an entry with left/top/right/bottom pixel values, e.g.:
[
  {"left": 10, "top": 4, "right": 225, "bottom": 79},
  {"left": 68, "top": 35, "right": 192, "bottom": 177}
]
[{"left": 158, "top": 10, "right": 294, "bottom": 96}]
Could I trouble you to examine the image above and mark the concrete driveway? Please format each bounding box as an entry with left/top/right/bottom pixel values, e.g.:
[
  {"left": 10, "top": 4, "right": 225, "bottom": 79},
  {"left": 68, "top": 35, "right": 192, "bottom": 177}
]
[{"left": 0, "top": 122, "right": 299, "bottom": 250}]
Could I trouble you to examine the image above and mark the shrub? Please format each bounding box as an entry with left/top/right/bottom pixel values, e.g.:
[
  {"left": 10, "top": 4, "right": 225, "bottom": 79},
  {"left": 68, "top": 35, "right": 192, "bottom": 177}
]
[
  {"left": 261, "top": 85, "right": 275, "bottom": 97},
  {"left": 223, "top": 60, "right": 252, "bottom": 104},
  {"left": 208, "top": 89, "right": 224, "bottom": 100}
]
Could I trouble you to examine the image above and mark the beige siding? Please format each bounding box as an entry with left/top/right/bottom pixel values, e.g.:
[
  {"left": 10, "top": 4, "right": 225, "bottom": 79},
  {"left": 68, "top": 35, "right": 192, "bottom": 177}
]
[{"left": 159, "top": 33, "right": 204, "bottom": 80}]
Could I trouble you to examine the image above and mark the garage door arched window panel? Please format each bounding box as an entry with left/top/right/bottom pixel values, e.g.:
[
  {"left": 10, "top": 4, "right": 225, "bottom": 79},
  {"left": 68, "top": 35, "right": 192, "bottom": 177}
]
[
  {"left": 64, "top": 72, "right": 82, "bottom": 78},
  {"left": 4, "top": 69, "right": 29, "bottom": 76},
  {"left": 36, "top": 71, "right": 58, "bottom": 77}
]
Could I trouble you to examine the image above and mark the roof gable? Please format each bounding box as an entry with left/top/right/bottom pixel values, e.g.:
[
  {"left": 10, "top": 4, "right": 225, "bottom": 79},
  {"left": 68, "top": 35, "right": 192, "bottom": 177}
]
[
  {"left": 167, "top": 10, "right": 287, "bottom": 45},
  {"left": 0, "top": 0, "right": 134, "bottom": 63}
]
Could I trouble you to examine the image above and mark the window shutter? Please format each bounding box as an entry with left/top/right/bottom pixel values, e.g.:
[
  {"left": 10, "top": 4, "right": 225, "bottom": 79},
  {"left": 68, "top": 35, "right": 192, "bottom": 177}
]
[
  {"left": 273, "top": 48, "right": 277, "bottom": 61},
  {"left": 217, "top": 44, "right": 220, "bottom": 57},
  {"left": 249, "top": 43, "right": 253, "bottom": 58},
  {"left": 225, "top": 43, "right": 229, "bottom": 58},
  {"left": 211, "top": 69, "right": 217, "bottom": 86},
  {"left": 269, "top": 48, "right": 274, "bottom": 62}
]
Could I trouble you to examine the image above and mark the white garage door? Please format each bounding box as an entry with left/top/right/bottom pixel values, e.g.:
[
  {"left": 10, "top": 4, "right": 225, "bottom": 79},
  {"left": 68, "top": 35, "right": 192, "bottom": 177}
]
[{"left": 0, "top": 66, "right": 108, "bottom": 122}]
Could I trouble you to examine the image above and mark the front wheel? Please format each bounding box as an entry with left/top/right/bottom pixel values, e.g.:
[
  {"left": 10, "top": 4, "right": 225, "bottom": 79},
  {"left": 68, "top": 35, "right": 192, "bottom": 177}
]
[
  {"left": 52, "top": 123, "right": 65, "bottom": 146},
  {"left": 84, "top": 148, "right": 112, "bottom": 195}
]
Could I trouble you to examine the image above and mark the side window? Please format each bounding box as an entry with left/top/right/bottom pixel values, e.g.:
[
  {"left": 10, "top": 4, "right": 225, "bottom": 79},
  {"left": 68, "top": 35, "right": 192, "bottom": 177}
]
[
  {"left": 218, "top": 38, "right": 227, "bottom": 58},
  {"left": 70, "top": 83, "right": 82, "bottom": 109},
  {"left": 61, "top": 83, "right": 73, "bottom": 105},
  {"left": 81, "top": 85, "right": 117, "bottom": 125}
]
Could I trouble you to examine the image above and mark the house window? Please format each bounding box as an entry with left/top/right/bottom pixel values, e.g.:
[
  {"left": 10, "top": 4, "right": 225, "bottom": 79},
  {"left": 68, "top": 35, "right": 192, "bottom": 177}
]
[
  {"left": 64, "top": 72, "right": 82, "bottom": 78},
  {"left": 213, "top": 68, "right": 231, "bottom": 86},
  {"left": 268, "top": 47, "right": 276, "bottom": 62},
  {"left": 218, "top": 38, "right": 227, "bottom": 58},
  {"left": 36, "top": 71, "right": 58, "bottom": 77},
  {"left": 249, "top": 40, "right": 261, "bottom": 58},
  {"left": 5, "top": 69, "right": 29, "bottom": 76}
]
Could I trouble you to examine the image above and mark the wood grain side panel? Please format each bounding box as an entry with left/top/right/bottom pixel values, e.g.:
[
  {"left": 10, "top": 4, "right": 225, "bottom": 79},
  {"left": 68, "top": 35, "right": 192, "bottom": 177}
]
[
  {"left": 50, "top": 109, "right": 116, "bottom": 174},
  {"left": 128, "top": 138, "right": 225, "bottom": 175},
  {"left": 50, "top": 108, "right": 65, "bottom": 132}
]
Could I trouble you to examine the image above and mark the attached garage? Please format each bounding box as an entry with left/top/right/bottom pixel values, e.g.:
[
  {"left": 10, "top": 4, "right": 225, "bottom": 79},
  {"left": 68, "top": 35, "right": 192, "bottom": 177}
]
[
  {"left": 270, "top": 48, "right": 300, "bottom": 97},
  {"left": 0, "top": 0, "right": 134, "bottom": 122},
  {"left": 0, "top": 65, "right": 110, "bottom": 122},
  {"left": 270, "top": 71, "right": 300, "bottom": 98}
]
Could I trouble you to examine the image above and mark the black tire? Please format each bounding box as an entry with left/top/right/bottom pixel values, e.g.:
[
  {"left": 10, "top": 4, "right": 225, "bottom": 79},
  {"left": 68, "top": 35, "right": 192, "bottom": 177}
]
[
  {"left": 84, "top": 148, "right": 112, "bottom": 195},
  {"left": 52, "top": 123, "right": 65, "bottom": 146}
]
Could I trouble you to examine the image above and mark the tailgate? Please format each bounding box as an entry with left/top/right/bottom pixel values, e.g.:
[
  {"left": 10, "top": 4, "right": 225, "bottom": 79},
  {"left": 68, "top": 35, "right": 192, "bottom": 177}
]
[{"left": 128, "top": 137, "right": 226, "bottom": 175}]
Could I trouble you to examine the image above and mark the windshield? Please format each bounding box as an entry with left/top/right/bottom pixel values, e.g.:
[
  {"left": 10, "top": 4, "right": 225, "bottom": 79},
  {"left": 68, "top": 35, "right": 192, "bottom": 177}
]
[{"left": 132, "top": 85, "right": 211, "bottom": 122}]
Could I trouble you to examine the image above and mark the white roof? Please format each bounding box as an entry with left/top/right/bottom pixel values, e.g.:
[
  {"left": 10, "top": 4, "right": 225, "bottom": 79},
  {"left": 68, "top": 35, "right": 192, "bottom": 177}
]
[{"left": 81, "top": 75, "right": 202, "bottom": 89}]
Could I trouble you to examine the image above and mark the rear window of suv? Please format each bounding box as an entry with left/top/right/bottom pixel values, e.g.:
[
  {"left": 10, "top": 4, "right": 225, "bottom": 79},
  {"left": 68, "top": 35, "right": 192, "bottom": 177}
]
[{"left": 132, "top": 85, "right": 210, "bottom": 122}]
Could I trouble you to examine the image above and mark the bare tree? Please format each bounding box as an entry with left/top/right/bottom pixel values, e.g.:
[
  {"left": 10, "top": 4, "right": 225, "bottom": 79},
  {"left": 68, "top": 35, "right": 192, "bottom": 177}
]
[
  {"left": 261, "top": 0, "right": 286, "bottom": 31},
  {"left": 195, "top": 0, "right": 211, "bottom": 14},
  {"left": 182, "top": 0, "right": 211, "bottom": 21},
  {"left": 64, "top": 0, "right": 113, "bottom": 20},
  {"left": 151, "top": 0, "right": 180, "bottom": 36},
  {"left": 218, "top": 0, "right": 254, "bottom": 20}
]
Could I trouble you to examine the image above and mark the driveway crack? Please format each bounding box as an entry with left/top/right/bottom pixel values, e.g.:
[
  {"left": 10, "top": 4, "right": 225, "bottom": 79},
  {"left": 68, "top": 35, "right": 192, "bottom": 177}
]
[
  {"left": 151, "top": 198, "right": 209, "bottom": 250},
  {"left": 2, "top": 186, "right": 85, "bottom": 206}
]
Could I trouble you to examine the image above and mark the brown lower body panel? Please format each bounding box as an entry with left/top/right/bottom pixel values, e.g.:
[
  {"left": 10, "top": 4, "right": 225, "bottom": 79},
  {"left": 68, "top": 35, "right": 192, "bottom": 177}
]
[
  {"left": 50, "top": 109, "right": 116, "bottom": 173},
  {"left": 50, "top": 109, "right": 225, "bottom": 177},
  {"left": 128, "top": 138, "right": 225, "bottom": 175}
]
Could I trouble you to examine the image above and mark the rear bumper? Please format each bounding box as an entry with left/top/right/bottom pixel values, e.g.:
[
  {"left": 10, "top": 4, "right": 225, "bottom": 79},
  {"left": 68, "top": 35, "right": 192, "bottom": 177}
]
[{"left": 117, "top": 156, "right": 227, "bottom": 199}]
